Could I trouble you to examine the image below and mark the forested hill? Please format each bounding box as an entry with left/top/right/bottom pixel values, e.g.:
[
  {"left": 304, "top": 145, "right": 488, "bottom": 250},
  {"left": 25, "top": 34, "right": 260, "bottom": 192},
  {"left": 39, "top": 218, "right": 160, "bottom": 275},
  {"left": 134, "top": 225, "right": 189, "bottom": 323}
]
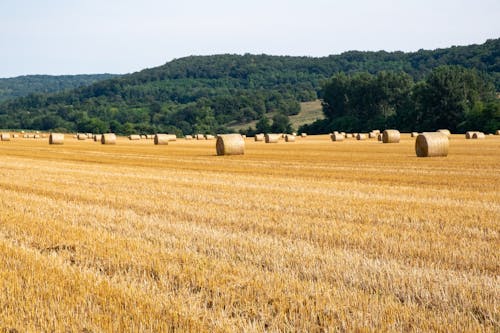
[
  {"left": 0, "top": 74, "right": 120, "bottom": 103},
  {"left": 0, "top": 38, "right": 498, "bottom": 135}
]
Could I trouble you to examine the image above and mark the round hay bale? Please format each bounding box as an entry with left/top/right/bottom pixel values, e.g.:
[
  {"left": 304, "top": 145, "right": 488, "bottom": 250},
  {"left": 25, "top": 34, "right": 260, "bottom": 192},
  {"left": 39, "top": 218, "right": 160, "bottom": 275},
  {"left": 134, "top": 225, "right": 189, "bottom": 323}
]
[
  {"left": 333, "top": 131, "right": 339, "bottom": 135},
  {"left": 1, "top": 133, "right": 11, "bottom": 141},
  {"left": 34, "top": 134, "right": 40, "bottom": 139},
  {"left": 154, "top": 134, "right": 169, "bottom": 145},
  {"left": 94, "top": 134, "right": 102, "bottom": 142},
  {"left": 496, "top": 130, "right": 500, "bottom": 135},
  {"left": 205, "top": 134, "right": 215, "bottom": 140},
  {"left": 49, "top": 133, "right": 64, "bottom": 145},
  {"left": 382, "top": 129, "right": 400, "bottom": 143},
  {"left": 472, "top": 132, "right": 485, "bottom": 139},
  {"left": 465, "top": 131, "right": 477, "bottom": 139},
  {"left": 77, "top": 133, "right": 87, "bottom": 140},
  {"left": 377, "top": 133, "right": 383, "bottom": 141},
  {"left": 411, "top": 132, "right": 419, "bottom": 137},
  {"left": 129, "top": 134, "right": 141, "bottom": 140},
  {"left": 216, "top": 134, "right": 245, "bottom": 156},
  {"left": 292, "top": 132, "right": 297, "bottom": 136},
  {"left": 254, "top": 133, "right": 265, "bottom": 142},
  {"left": 101, "top": 133, "right": 116, "bottom": 145},
  {"left": 165, "top": 134, "right": 177, "bottom": 141},
  {"left": 285, "top": 134, "right": 296, "bottom": 142},
  {"left": 265, "top": 133, "right": 280, "bottom": 143},
  {"left": 330, "top": 133, "right": 344, "bottom": 141},
  {"left": 437, "top": 129, "right": 451, "bottom": 137},
  {"left": 368, "top": 132, "right": 377, "bottom": 138},
  {"left": 140, "top": 134, "right": 147, "bottom": 139},
  {"left": 415, "top": 132, "right": 449, "bottom": 157},
  {"left": 300, "top": 133, "right": 307, "bottom": 137},
  {"left": 185, "top": 135, "right": 193, "bottom": 140},
  {"left": 356, "top": 133, "right": 366, "bottom": 140},
  {"left": 372, "top": 130, "right": 380, "bottom": 135},
  {"left": 241, "top": 134, "right": 246, "bottom": 139},
  {"left": 12, "top": 134, "right": 19, "bottom": 138},
  {"left": 196, "top": 134, "right": 205, "bottom": 140}
]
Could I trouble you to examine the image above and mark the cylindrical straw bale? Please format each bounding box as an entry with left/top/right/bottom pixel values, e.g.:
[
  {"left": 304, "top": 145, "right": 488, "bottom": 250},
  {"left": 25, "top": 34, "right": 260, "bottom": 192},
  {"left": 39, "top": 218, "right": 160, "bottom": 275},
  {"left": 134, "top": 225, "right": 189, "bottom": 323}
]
[
  {"left": 496, "top": 130, "right": 500, "bottom": 135},
  {"left": 292, "top": 132, "right": 297, "bottom": 136},
  {"left": 382, "top": 129, "right": 400, "bottom": 143},
  {"left": 415, "top": 132, "right": 449, "bottom": 157},
  {"left": 205, "top": 134, "right": 215, "bottom": 140},
  {"left": 49, "top": 133, "right": 64, "bottom": 145},
  {"left": 472, "top": 132, "right": 485, "bottom": 139},
  {"left": 140, "top": 135, "right": 147, "bottom": 139},
  {"left": 185, "top": 135, "right": 193, "bottom": 140},
  {"left": 465, "top": 131, "right": 477, "bottom": 139},
  {"left": 372, "top": 130, "right": 380, "bottom": 135},
  {"left": 12, "top": 134, "right": 19, "bottom": 138},
  {"left": 368, "top": 132, "right": 376, "bottom": 138},
  {"left": 265, "top": 133, "right": 280, "bottom": 143},
  {"left": 94, "top": 134, "right": 102, "bottom": 142},
  {"left": 254, "top": 133, "right": 265, "bottom": 142},
  {"left": 285, "top": 134, "right": 296, "bottom": 142},
  {"left": 216, "top": 134, "right": 245, "bottom": 156},
  {"left": 165, "top": 134, "right": 177, "bottom": 141},
  {"left": 356, "top": 133, "right": 366, "bottom": 140},
  {"left": 437, "top": 129, "right": 451, "bottom": 137},
  {"left": 378, "top": 134, "right": 383, "bottom": 141},
  {"left": 411, "top": 132, "right": 418, "bottom": 137},
  {"left": 331, "top": 133, "right": 344, "bottom": 141},
  {"left": 34, "top": 134, "right": 40, "bottom": 139},
  {"left": 129, "top": 134, "right": 141, "bottom": 140},
  {"left": 300, "top": 133, "right": 307, "bottom": 137},
  {"left": 1, "top": 133, "right": 11, "bottom": 141},
  {"left": 154, "top": 134, "right": 169, "bottom": 145},
  {"left": 196, "top": 134, "right": 205, "bottom": 140},
  {"left": 77, "top": 133, "right": 87, "bottom": 140},
  {"left": 101, "top": 133, "right": 116, "bottom": 144},
  {"left": 86, "top": 133, "right": 93, "bottom": 138}
]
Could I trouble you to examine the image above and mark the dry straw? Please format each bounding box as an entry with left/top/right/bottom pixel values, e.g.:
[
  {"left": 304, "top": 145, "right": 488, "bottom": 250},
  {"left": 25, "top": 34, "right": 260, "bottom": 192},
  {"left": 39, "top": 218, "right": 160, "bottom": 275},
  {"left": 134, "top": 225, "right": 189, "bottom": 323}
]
[
  {"left": 154, "top": 134, "right": 169, "bottom": 145},
  {"left": 1, "top": 133, "right": 11, "bottom": 141},
  {"left": 415, "top": 132, "right": 449, "bottom": 157},
  {"left": 437, "top": 129, "right": 451, "bottom": 137},
  {"left": 77, "top": 133, "right": 87, "bottom": 140},
  {"left": 129, "top": 134, "right": 141, "bottom": 140},
  {"left": 101, "top": 133, "right": 116, "bottom": 145},
  {"left": 216, "top": 134, "right": 245, "bottom": 155},
  {"left": 382, "top": 129, "right": 401, "bottom": 143},
  {"left": 196, "top": 134, "right": 205, "bottom": 140},
  {"left": 94, "top": 134, "right": 102, "bottom": 142},
  {"left": 472, "top": 132, "right": 485, "bottom": 139},
  {"left": 368, "top": 132, "right": 377, "bottom": 138},
  {"left": 265, "top": 133, "right": 280, "bottom": 143},
  {"left": 185, "top": 135, "right": 193, "bottom": 140},
  {"left": 254, "top": 134, "right": 265, "bottom": 142},
  {"left": 285, "top": 134, "right": 296, "bottom": 142},
  {"left": 49, "top": 133, "right": 64, "bottom": 145},
  {"left": 356, "top": 133, "right": 366, "bottom": 140},
  {"left": 331, "top": 133, "right": 344, "bottom": 141},
  {"left": 372, "top": 130, "right": 380, "bottom": 135}
]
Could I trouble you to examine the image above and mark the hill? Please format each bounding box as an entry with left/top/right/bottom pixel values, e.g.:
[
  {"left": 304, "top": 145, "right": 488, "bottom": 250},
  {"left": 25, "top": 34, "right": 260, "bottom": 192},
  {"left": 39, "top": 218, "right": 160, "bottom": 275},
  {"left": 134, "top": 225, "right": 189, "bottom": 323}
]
[
  {"left": 0, "top": 38, "right": 498, "bottom": 134},
  {"left": 0, "top": 74, "right": 120, "bottom": 103}
]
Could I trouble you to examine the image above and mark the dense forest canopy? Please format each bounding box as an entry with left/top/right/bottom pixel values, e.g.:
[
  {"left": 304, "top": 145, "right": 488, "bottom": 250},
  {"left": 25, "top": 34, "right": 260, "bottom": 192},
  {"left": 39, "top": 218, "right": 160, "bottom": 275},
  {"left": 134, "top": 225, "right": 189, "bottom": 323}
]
[
  {"left": 0, "top": 38, "right": 498, "bottom": 135},
  {"left": 0, "top": 74, "right": 120, "bottom": 103}
]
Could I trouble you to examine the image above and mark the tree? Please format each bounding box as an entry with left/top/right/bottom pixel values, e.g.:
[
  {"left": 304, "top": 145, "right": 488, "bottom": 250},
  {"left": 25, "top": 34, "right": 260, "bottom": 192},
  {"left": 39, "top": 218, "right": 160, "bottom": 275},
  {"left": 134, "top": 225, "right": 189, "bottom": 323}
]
[
  {"left": 271, "top": 114, "right": 293, "bottom": 133},
  {"left": 255, "top": 116, "right": 271, "bottom": 133}
]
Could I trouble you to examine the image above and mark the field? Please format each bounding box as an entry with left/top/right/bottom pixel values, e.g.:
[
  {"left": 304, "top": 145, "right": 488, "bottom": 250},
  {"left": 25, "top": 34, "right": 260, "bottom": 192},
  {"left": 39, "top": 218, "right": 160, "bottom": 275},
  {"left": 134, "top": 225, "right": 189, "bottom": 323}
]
[{"left": 0, "top": 134, "right": 499, "bottom": 332}]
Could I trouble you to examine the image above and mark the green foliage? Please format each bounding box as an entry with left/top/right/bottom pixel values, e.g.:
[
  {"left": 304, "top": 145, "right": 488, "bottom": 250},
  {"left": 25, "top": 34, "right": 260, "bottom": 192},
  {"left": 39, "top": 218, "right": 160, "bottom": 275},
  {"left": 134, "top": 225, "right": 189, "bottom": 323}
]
[{"left": 0, "top": 39, "right": 498, "bottom": 134}]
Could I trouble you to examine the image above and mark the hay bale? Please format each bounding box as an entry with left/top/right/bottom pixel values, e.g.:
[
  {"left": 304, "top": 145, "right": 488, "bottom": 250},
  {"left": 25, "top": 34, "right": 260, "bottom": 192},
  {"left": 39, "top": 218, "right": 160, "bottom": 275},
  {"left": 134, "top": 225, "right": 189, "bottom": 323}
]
[
  {"left": 372, "top": 130, "right": 380, "bottom": 135},
  {"left": 382, "top": 129, "right": 400, "bottom": 143},
  {"left": 377, "top": 133, "right": 383, "bottom": 141},
  {"left": 216, "top": 134, "right": 245, "bottom": 155},
  {"left": 265, "top": 133, "right": 280, "bottom": 143},
  {"left": 472, "top": 132, "right": 485, "bottom": 139},
  {"left": 437, "top": 129, "right": 451, "bottom": 137},
  {"left": 12, "top": 134, "right": 19, "bottom": 138},
  {"left": 496, "top": 130, "right": 500, "bottom": 135},
  {"left": 185, "top": 135, "right": 193, "bottom": 140},
  {"left": 165, "top": 134, "right": 177, "bottom": 141},
  {"left": 415, "top": 132, "right": 449, "bottom": 157},
  {"left": 330, "top": 133, "right": 344, "bottom": 141},
  {"left": 285, "top": 134, "right": 296, "bottom": 142},
  {"left": 94, "top": 134, "right": 102, "bottom": 142},
  {"left": 292, "top": 132, "right": 297, "bottom": 136},
  {"left": 300, "top": 133, "right": 307, "bottom": 137},
  {"left": 49, "top": 133, "right": 64, "bottom": 145},
  {"left": 101, "top": 133, "right": 116, "bottom": 145},
  {"left": 86, "top": 133, "right": 93, "bottom": 138},
  {"left": 205, "top": 134, "right": 215, "bottom": 140},
  {"left": 154, "top": 134, "right": 169, "bottom": 145},
  {"left": 129, "top": 134, "right": 141, "bottom": 140},
  {"left": 34, "top": 134, "right": 40, "bottom": 139},
  {"left": 356, "top": 133, "right": 366, "bottom": 140},
  {"left": 1, "top": 133, "right": 11, "bottom": 141},
  {"left": 254, "top": 133, "right": 265, "bottom": 142},
  {"left": 196, "top": 134, "right": 205, "bottom": 140},
  {"left": 368, "top": 132, "right": 377, "bottom": 138},
  {"left": 23, "top": 134, "right": 29, "bottom": 138},
  {"left": 77, "top": 133, "right": 87, "bottom": 140},
  {"left": 465, "top": 131, "right": 477, "bottom": 139},
  {"left": 411, "top": 132, "right": 419, "bottom": 137}
]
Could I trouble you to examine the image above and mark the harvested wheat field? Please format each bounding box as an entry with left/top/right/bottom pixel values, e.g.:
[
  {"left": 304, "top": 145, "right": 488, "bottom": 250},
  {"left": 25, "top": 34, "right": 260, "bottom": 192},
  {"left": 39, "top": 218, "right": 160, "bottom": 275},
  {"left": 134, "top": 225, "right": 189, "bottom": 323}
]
[{"left": 0, "top": 134, "right": 499, "bottom": 332}]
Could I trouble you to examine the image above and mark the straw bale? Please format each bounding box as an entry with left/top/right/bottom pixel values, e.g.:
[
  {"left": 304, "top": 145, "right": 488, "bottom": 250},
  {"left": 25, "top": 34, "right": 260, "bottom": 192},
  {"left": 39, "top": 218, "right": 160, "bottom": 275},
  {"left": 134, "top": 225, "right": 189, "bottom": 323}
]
[
  {"left": 415, "top": 132, "right": 449, "bottom": 157},
  {"left": 216, "top": 134, "right": 245, "bottom": 155}
]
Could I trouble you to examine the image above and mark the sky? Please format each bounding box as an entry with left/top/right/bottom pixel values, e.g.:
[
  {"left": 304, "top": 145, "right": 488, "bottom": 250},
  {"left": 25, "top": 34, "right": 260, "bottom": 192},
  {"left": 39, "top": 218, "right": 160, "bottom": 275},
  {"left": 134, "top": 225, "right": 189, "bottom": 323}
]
[{"left": 0, "top": 0, "right": 499, "bottom": 78}]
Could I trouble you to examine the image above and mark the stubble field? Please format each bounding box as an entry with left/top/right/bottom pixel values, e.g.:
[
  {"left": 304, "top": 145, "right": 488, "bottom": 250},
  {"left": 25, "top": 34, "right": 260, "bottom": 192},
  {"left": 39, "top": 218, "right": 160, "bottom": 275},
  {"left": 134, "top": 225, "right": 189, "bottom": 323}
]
[{"left": 0, "top": 134, "right": 498, "bottom": 332}]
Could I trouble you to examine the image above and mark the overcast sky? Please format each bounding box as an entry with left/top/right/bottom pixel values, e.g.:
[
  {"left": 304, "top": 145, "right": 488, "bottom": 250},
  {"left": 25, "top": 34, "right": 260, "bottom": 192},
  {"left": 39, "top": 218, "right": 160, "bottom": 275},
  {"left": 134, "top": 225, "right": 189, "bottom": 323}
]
[{"left": 0, "top": 0, "right": 498, "bottom": 78}]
